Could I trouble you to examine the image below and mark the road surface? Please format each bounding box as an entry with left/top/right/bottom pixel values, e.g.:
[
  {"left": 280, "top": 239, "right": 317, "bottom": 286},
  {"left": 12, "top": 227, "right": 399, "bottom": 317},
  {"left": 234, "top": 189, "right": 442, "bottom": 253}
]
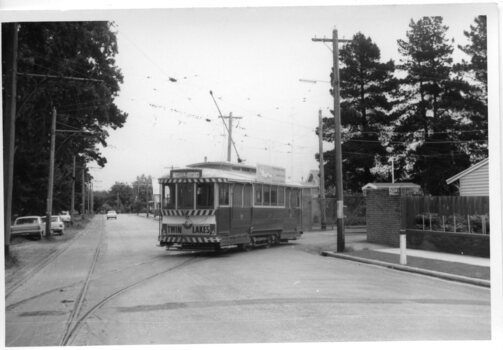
[{"left": 5, "top": 214, "right": 491, "bottom": 346}]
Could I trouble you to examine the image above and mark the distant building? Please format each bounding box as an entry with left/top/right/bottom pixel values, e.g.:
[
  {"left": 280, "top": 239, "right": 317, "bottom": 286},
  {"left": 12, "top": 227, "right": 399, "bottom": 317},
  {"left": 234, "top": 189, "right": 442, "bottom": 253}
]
[{"left": 446, "top": 158, "right": 489, "bottom": 196}]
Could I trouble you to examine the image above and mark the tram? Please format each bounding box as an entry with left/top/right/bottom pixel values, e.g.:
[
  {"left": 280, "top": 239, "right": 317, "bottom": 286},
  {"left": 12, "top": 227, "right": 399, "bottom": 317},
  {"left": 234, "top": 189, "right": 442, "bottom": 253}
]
[{"left": 158, "top": 161, "right": 304, "bottom": 251}]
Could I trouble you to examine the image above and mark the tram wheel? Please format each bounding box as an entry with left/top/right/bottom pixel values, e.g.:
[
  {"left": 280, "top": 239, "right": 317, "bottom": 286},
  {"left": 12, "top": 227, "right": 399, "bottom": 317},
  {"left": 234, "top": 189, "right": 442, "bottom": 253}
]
[{"left": 239, "top": 241, "right": 253, "bottom": 252}]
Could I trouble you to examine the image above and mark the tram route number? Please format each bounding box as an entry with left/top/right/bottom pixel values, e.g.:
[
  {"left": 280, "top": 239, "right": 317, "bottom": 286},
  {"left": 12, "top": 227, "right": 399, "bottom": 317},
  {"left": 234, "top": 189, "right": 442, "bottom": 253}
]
[{"left": 163, "top": 224, "right": 215, "bottom": 235}]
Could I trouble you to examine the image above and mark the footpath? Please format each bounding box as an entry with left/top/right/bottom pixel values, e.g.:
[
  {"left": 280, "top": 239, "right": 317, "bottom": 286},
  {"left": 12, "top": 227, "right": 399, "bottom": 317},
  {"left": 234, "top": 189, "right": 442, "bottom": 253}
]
[
  {"left": 322, "top": 227, "right": 490, "bottom": 288},
  {"left": 4, "top": 215, "right": 93, "bottom": 297}
]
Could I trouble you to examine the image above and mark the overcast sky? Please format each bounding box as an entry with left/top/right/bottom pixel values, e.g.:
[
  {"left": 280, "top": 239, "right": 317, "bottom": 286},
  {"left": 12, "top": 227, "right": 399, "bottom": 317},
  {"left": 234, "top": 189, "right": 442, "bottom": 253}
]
[{"left": 0, "top": 2, "right": 498, "bottom": 190}]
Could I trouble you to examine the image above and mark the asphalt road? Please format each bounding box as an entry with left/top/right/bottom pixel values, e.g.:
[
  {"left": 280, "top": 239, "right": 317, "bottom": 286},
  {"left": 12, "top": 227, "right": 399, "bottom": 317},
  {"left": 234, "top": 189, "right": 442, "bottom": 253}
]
[{"left": 5, "top": 214, "right": 491, "bottom": 346}]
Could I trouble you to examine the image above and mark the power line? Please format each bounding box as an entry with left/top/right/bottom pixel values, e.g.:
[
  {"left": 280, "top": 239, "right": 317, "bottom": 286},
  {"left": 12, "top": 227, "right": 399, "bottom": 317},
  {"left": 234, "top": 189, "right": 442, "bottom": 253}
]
[{"left": 17, "top": 72, "right": 103, "bottom": 83}]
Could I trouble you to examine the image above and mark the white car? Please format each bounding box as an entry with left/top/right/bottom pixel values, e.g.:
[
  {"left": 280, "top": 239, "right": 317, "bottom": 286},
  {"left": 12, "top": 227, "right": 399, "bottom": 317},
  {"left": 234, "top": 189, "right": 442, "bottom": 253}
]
[
  {"left": 106, "top": 210, "right": 118, "bottom": 220},
  {"left": 10, "top": 216, "right": 45, "bottom": 239},
  {"left": 42, "top": 215, "right": 65, "bottom": 235},
  {"left": 59, "top": 211, "right": 72, "bottom": 225}
]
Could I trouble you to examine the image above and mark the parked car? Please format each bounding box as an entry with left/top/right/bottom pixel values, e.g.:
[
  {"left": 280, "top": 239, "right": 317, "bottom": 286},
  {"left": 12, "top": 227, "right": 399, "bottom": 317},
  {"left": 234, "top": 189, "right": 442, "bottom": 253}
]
[
  {"left": 106, "top": 210, "right": 118, "bottom": 220},
  {"left": 59, "top": 211, "right": 72, "bottom": 225},
  {"left": 42, "top": 215, "right": 65, "bottom": 235},
  {"left": 10, "top": 216, "right": 45, "bottom": 240}
]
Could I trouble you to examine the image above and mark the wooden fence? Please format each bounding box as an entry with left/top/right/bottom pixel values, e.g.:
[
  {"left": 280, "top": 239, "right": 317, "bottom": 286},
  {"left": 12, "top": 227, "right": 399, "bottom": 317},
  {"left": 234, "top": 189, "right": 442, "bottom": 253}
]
[
  {"left": 402, "top": 196, "right": 490, "bottom": 257},
  {"left": 403, "top": 196, "right": 489, "bottom": 234}
]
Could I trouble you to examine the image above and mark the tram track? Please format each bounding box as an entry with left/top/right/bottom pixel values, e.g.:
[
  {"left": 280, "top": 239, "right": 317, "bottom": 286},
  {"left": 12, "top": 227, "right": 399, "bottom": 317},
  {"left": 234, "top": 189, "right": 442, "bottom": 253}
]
[
  {"left": 5, "top": 254, "right": 170, "bottom": 312},
  {"left": 59, "top": 221, "right": 106, "bottom": 346},
  {"left": 59, "top": 254, "right": 207, "bottom": 346}
]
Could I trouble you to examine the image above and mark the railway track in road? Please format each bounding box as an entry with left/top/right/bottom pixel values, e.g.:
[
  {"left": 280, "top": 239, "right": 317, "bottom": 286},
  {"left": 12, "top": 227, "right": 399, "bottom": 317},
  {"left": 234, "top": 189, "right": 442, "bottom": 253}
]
[{"left": 59, "top": 252, "right": 209, "bottom": 346}]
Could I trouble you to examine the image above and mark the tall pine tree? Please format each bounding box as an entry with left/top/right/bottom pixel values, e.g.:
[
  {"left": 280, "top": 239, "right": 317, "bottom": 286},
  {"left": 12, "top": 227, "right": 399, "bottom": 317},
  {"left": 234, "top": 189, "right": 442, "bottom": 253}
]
[
  {"left": 394, "top": 16, "right": 471, "bottom": 194},
  {"left": 320, "top": 32, "right": 397, "bottom": 193},
  {"left": 454, "top": 15, "right": 488, "bottom": 163}
]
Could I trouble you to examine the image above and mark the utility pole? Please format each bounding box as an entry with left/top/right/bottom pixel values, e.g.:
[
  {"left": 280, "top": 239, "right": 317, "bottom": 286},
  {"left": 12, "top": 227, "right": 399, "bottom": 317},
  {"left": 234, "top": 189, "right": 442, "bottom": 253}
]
[
  {"left": 81, "top": 167, "right": 86, "bottom": 217},
  {"left": 3, "top": 23, "right": 19, "bottom": 255},
  {"left": 318, "top": 109, "right": 327, "bottom": 231},
  {"left": 222, "top": 112, "right": 242, "bottom": 162},
  {"left": 87, "top": 182, "right": 91, "bottom": 213},
  {"left": 71, "top": 156, "right": 76, "bottom": 222},
  {"left": 45, "top": 107, "right": 57, "bottom": 238},
  {"left": 312, "top": 29, "right": 350, "bottom": 252},
  {"left": 392, "top": 159, "right": 395, "bottom": 183},
  {"left": 90, "top": 181, "right": 94, "bottom": 214},
  {"left": 209, "top": 91, "right": 244, "bottom": 163}
]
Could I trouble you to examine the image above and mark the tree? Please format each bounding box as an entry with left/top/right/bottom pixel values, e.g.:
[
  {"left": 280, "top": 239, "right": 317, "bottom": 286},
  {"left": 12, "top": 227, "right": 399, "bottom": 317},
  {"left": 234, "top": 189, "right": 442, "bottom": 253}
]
[
  {"left": 394, "top": 16, "right": 471, "bottom": 194},
  {"left": 458, "top": 16, "right": 487, "bottom": 89},
  {"left": 320, "top": 32, "right": 397, "bottom": 193},
  {"left": 92, "top": 190, "right": 112, "bottom": 213},
  {"left": 109, "top": 182, "right": 134, "bottom": 212},
  {"left": 132, "top": 174, "right": 154, "bottom": 212},
  {"left": 453, "top": 15, "right": 488, "bottom": 163},
  {"left": 3, "top": 22, "right": 128, "bottom": 216}
]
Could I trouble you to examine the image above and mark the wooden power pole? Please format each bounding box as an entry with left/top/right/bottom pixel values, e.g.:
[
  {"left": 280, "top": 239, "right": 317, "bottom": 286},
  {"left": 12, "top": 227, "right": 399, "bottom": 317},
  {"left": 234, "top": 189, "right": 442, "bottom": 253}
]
[
  {"left": 312, "top": 29, "right": 350, "bottom": 252},
  {"left": 3, "top": 23, "right": 18, "bottom": 255},
  {"left": 222, "top": 112, "right": 242, "bottom": 162},
  {"left": 81, "top": 167, "right": 86, "bottom": 217},
  {"left": 44, "top": 107, "right": 57, "bottom": 237},
  {"left": 318, "top": 109, "right": 327, "bottom": 230},
  {"left": 71, "top": 156, "right": 76, "bottom": 221}
]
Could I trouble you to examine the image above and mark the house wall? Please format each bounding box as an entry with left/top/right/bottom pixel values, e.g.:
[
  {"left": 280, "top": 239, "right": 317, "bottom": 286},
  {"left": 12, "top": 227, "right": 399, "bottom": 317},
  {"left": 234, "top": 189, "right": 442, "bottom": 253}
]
[{"left": 459, "top": 162, "right": 489, "bottom": 196}]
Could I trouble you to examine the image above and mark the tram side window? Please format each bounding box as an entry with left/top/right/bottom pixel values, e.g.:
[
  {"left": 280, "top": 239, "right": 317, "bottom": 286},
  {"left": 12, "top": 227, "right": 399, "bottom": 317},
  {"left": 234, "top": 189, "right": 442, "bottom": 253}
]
[
  {"left": 263, "top": 185, "right": 271, "bottom": 206},
  {"left": 278, "top": 186, "right": 285, "bottom": 206},
  {"left": 178, "top": 183, "right": 194, "bottom": 209},
  {"left": 270, "top": 186, "right": 278, "bottom": 206},
  {"left": 243, "top": 184, "right": 252, "bottom": 207},
  {"left": 232, "top": 184, "right": 243, "bottom": 208},
  {"left": 254, "top": 184, "right": 262, "bottom": 206},
  {"left": 196, "top": 183, "right": 214, "bottom": 209},
  {"left": 219, "top": 183, "right": 230, "bottom": 206},
  {"left": 292, "top": 189, "right": 301, "bottom": 208},
  {"left": 163, "top": 184, "right": 176, "bottom": 209}
]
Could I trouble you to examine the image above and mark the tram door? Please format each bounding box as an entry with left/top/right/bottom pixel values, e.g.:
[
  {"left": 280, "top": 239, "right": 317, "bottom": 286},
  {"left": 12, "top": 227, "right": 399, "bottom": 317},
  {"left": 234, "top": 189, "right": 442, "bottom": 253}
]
[
  {"left": 284, "top": 187, "right": 301, "bottom": 233},
  {"left": 230, "top": 183, "right": 252, "bottom": 234}
]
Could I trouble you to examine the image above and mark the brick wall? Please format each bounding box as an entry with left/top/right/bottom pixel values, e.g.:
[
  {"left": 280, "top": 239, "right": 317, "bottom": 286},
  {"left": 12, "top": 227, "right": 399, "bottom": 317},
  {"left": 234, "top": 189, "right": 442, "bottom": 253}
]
[{"left": 366, "top": 189, "right": 402, "bottom": 247}]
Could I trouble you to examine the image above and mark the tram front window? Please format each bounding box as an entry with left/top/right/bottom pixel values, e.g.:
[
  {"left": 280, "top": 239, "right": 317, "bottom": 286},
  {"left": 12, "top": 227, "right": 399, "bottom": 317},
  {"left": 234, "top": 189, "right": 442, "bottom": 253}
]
[
  {"left": 196, "top": 183, "right": 214, "bottom": 209},
  {"left": 178, "top": 183, "right": 194, "bottom": 209},
  {"left": 163, "top": 184, "right": 176, "bottom": 209}
]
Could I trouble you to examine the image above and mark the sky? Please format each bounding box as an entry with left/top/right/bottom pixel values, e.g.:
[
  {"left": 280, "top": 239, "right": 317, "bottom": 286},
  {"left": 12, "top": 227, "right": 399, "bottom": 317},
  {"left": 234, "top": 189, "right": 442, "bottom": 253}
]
[{"left": 0, "top": 1, "right": 499, "bottom": 191}]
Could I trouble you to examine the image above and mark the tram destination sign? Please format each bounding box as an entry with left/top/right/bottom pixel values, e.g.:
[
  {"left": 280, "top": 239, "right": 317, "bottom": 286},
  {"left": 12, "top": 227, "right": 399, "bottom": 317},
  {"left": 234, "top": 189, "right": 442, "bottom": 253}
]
[
  {"left": 256, "top": 164, "right": 286, "bottom": 184},
  {"left": 171, "top": 169, "right": 202, "bottom": 178}
]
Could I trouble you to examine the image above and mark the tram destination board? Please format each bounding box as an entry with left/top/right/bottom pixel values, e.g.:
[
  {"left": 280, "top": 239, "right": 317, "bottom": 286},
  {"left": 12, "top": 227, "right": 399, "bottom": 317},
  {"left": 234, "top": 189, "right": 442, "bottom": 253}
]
[{"left": 170, "top": 169, "right": 202, "bottom": 178}]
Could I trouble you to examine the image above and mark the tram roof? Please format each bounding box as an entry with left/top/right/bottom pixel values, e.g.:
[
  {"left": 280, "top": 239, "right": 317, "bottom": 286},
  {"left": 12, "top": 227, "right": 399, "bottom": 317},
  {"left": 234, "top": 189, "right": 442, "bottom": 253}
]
[{"left": 158, "top": 161, "right": 309, "bottom": 187}]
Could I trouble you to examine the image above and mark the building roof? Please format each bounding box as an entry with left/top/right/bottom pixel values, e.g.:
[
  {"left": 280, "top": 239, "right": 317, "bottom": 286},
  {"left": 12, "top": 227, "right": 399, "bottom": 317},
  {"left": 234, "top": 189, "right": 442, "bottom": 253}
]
[
  {"left": 361, "top": 182, "right": 421, "bottom": 191},
  {"left": 446, "top": 158, "right": 489, "bottom": 184}
]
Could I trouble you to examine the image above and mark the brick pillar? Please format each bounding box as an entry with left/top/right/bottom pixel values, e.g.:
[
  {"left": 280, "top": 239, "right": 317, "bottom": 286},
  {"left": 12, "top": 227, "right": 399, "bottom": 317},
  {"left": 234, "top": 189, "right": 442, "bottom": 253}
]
[{"left": 366, "top": 188, "right": 403, "bottom": 247}]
